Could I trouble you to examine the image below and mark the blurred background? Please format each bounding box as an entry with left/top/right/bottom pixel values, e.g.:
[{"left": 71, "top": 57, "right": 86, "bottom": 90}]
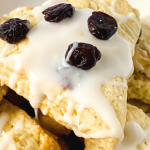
[{"left": 0, "top": 0, "right": 150, "bottom": 16}]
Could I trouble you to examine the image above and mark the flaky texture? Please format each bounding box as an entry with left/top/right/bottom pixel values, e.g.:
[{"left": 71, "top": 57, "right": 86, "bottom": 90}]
[
  {"left": 127, "top": 104, "right": 150, "bottom": 130},
  {"left": 0, "top": 7, "right": 36, "bottom": 29},
  {"left": 0, "top": 99, "right": 60, "bottom": 150},
  {"left": 0, "top": 0, "right": 140, "bottom": 150},
  {"left": 127, "top": 104, "right": 150, "bottom": 150},
  {"left": 133, "top": 15, "right": 150, "bottom": 76},
  {"left": 128, "top": 16, "right": 150, "bottom": 104},
  {"left": 128, "top": 71, "right": 150, "bottom": 104},
  {"left": 0, "top": 85, "right": 7, "bottom": 101},
  {"left": 0, "top": 129, "right": 40, "bottom": 150}
]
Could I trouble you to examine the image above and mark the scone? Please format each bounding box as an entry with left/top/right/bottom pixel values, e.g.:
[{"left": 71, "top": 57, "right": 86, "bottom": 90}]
[
  {"left": 0, "top": 99, "right": 60, "bottom": 150},
  {"left": 0, "top": 0, "right": 140, "bottom": 149},
  {"left": 0, "top": 129, "right": 41, "bottom": 150},
  {"left": 132, "top": 15, "right": 150, "bottom": 76},
  {"left": 115, "top": 104, "right": 150, "bottom": 150},
  {"left": 0, "top": 84, "right": 7, "bottom": 101},
  {"left": 128, "top": 15, "right": 150, "bottom": 104},
  {"left": 4, "top": 88, "right": 71, "bottom": 136},
  {"left": 128, "top": 71, "right": 150, "bottom": 104},
  {"left": 38, "top": 109, "right": 71, "bottom": 136},
  {"left": 128, "top": 99, "right": 150, "bottom": 114}
]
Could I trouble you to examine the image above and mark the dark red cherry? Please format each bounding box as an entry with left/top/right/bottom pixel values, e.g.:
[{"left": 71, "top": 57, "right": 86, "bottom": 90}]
[
  {"left": 42, "top": 3, "right": 75, "bottom": 22},
  {"left": 88, "top": 11, "right": 118, "bottom": 40},
  {"left": 0, "top": 18, "right": 30, "bottom": 44},
  {"left": 65, "top": 42, "right": 101, "bottom": 70}
]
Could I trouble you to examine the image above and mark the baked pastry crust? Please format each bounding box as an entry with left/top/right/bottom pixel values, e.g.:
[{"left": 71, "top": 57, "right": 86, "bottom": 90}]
[
  {"left": 0, "top": 84, "right": 7, "bottom": 101},
  {"left": 128, "top": 71, "right": 150, "bottom": 104},
  {"left": 133, "top": 15, "right": 150, "bottom": 76},
  {"left": 122, "top": 104, "right": 150, "bottom": 150},
  {"left": 0, "top": 129, "right": 41, "bottom": 150},
  {"left": 0, "top": 99, "right": 60, "bottom": 150},
  {"left": 127, "top": 104, "right": 150, "bottom": 130}
]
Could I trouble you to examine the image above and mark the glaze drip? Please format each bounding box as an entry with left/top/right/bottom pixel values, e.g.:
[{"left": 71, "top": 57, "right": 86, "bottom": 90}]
[
  {"left": 15, "top": 116, "right": 24, "bottom": 130},
  {"left": 0, "top": 134, "right": 17, "bottom": 150},
  {"left": 114, "top": 121, "right": 150, "bottom": 150}
]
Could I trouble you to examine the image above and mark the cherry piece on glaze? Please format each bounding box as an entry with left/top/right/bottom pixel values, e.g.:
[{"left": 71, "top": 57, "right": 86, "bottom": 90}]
[
  {"left": 65, "top": 42, "right": 101, "bottom": 70},
  {"left": 42, "top": 3, "right": 75, "bottom": 22},
  {"left": 88, "top": 11, "right": 118, "bottom": 40}
]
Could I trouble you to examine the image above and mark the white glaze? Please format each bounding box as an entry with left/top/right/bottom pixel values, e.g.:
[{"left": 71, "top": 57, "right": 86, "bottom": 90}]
[
  {"left": 141, "top": 141, "right": 150, "bottom": 150},
  {"left": 28, "top": 72, "right": 44, "bottom": 108},
  {"left": 34, "top": 108, "right": 38, "bottom": 122},
  {"left": 76, "top": 106, "right": 85, "bottom": 125},
  {"left": 63, "top": 99, "right": 75, "bottom": 125},
  {"left": 0, "top": 44, "right": 15, "bottom": 64},
  {"left": 0, "top": 112, "right": 9, "bottom": 135},
  {"left": 1, "top": 80, "right": 4, "bottom": 87},
  {"left": 0, "top": 0, "right": 135, "bottom": 139},
  {"left": 42, "top": 109, "right": 48, "bottom": 115},
  {"left": 9, "top": 73, "right": 19, "bottom": 89},
  {"left": 65, "top": 42, "right": 78, "bottom": 62},
  {"left": 0, "top": 134, "right": 17, "bottom": 150},
  {"left": 108, "top": 0, "right": 136, "bottom": 25},
  {"left": 134, "top": 59, "right": 144, "bottom": 71},
  {"left": 105, "top": 81, "right": 128, "bottom": 88},
  {"left": 108, "top": 0, "right": 138, "bottom": 56},
  {"left": 143, "top": 42, "right": 150, "bottom": 55},
  {"left": 140, "top": 49, "right": 148, "bottom": 57},
  {"left": 15, "top": 116, "right": 24, "bottom": 130},
  {"left": 16, "top": 82, "right": 23, "bottom": 94},
  {"left": 114, "top": 121, "right": 150, "bottom": 150},
  {"left": 134, "top": 15, "right": 150, "bottom": 77},
  {"left": 146, "top": 67, "right": 150, "bottom": 78}
]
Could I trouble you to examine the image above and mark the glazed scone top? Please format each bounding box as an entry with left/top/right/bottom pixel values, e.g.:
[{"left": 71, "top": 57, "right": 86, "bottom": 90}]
[{"left": 0, "top": 0, "right": 140, "bottom": 140}]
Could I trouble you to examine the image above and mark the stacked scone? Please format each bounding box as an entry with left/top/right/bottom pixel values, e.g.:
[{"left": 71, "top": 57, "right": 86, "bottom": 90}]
[
  {"left": 128, "top": 15, "right": 150, "bottom": 104},
  {"left": 0, "top": 0, "right": 149, "bottom": 149}
]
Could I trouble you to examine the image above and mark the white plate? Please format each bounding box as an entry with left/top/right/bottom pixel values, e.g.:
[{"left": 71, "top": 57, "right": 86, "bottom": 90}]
[{"left": 0, "top": 0, "right": 150, "bottom": 17}]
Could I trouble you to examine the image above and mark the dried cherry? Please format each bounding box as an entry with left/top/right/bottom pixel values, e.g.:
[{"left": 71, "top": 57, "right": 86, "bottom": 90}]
[
  {"left": 88, "top": 11, "right": 118, "bottom": 40},
  {"left": 0, "top": 18, "right": 30, "bottom": 44},
  {"left": 42, "top": 3, "right": 75, "bottom": 22},
  {"left": 65, "top": 42, "right": 101, "bottom": 70}
]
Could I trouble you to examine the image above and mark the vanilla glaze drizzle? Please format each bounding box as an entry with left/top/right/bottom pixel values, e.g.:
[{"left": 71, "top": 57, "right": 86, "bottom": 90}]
[
  {"left": 115, "top": 121, "right": 150, "bottom": 150},
  {"left": 0, "top": 0, "right": 139, "bottom": 140},
  {"left": 0, "top": 134, "right": 17, "bottom": 150},
  {"left": 0, "top": 112, "right": 16, "bottom": 150},
  {"left": 0, "top": 112, "right": 9, "bottom": 135}
]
